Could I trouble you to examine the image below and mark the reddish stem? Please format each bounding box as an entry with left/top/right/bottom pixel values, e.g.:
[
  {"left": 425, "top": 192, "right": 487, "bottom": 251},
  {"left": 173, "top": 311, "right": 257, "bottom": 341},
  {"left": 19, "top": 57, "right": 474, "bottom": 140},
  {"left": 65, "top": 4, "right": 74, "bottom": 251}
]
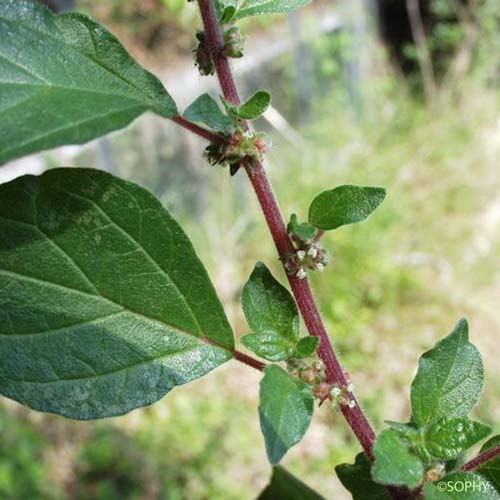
[
  {"left": 171, "top": 115, "right": 224, "bottom": 143},
  {"left": 461, "top": 445, "right": 500, "bottom": 472},
  {"left": 233, "top": 350, "right": 266, "bottom": 371},
  {"left": 196, "top": 0, "right": 376, "bottom": 458}
]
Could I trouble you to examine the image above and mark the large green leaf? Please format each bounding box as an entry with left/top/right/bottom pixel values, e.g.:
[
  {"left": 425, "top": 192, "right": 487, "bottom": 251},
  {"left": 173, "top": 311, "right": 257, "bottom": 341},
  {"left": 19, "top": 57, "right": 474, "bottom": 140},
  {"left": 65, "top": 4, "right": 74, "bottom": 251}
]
[
  {"left": 372, "top": 430, "right": 424, "bottom": 489},
  {"left": 308, "top": 185, "right": 386, "bottom": 231},
  {"left": 0, "top": 1, "right": 177, "bottom": 165},
  {"left": 258, "top": 466, "right": 325, "bottom": 500},
  {"left": 335, "top": 453, "right": 392, "bottom": 500},
  {"left": 0, "top": 168, "right": 233, "bottom": 420},
  {"left": 478, "top": 435, "right": 500, "bottom": 493},
  {"left": 423, "top": 473, "right": 499, "bottom": 499},
  {"left": 233, "top": 0, "right": 311, "bottom": 20},
  {"left": 424, "top": 418, "right": 491, "bottom": 460},
  {"left": 410, "top": 319, "right": 484, "bottom": 428},
  {"left": 259, "top": 365, "right": 313, "bottom": 464}
]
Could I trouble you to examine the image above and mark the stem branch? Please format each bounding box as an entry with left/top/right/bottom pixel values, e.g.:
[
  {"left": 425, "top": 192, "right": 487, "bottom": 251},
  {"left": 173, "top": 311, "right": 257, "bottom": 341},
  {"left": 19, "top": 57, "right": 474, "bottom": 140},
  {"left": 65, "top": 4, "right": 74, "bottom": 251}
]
[
  {"left": 171, "top": 115, "right": 224, "bottom": 143},
  {"left": 197, "top": 0, "right": 376, "bottom": 458},
  {"left": 461, "top": 445, "right": 500, "bottom": 472},
  {"left": 233, "top": 350, "right": 266, "bottom": 371}
]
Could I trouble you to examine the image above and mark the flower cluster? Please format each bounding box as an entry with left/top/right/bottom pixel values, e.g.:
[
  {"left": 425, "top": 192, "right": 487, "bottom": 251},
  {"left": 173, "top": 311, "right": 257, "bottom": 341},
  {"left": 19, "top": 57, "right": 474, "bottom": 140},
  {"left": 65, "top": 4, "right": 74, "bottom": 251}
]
[
  {"left": 284, "top": 241, "right": 330, "bottom": 279},
  {"left": 288, "top": 358, "right": 356, "bottom": 408},
  {"left": 193, "top": 31, "right": 214, "bottom": 76},
  {"left": 194, "top": 28, "right": 243, "bottom": 76},
  {"left": 204, "top": 131, "right": 268, "bottom": 175},
  {"left": 329, "top": 382, "right": 356, "bottom": 409}
]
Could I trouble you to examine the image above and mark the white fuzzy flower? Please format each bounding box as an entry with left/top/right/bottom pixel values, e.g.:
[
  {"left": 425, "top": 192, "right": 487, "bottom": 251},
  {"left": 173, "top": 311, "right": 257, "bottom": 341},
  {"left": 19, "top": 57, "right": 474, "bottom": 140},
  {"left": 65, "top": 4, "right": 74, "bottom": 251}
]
[{"left": 296, "top": 268, "right": 307, "bottom": 279}]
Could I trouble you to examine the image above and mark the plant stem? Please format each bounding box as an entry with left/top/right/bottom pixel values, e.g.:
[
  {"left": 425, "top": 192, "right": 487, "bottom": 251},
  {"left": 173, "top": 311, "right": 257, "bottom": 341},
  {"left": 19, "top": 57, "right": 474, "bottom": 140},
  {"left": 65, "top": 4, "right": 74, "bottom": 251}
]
[
  {"left": 233, "top": 350, "right": 266, "bottom": 371},
  {"left": 171, "top": 115, "right": 224, "bottom": 143},
  {"left": 460, "top": 445, "right": 500, "bottom": 472},
  {"left": 196, "top": 0, "right": 376, "bottom": 459}
]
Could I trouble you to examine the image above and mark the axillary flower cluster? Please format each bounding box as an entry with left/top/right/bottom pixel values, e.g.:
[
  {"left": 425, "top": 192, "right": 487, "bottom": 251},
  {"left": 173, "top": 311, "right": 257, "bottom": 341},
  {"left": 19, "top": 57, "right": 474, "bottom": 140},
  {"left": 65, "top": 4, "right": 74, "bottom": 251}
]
[
  {"left": 284, "top": 215, "right": 330, "bottom": 279},
  {"left": 288, "top": 358, "right": 356, "bottom": 410},
  {"left": 205, "top": 130, "right": 268, "bottom": 175}
]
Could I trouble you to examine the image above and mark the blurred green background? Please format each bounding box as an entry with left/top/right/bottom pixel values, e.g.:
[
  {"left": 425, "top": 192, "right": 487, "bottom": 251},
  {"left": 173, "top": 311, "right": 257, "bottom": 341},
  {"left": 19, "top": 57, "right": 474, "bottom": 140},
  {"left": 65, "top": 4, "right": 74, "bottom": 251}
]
[{"left": 1, "top": 0, "right": 499, "bottom": 498}]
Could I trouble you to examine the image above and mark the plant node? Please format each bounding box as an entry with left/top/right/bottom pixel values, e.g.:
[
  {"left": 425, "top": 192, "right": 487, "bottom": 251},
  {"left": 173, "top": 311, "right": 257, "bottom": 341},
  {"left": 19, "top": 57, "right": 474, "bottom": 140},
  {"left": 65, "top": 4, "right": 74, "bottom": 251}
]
[{"left": 204, "top": 131, "right": 269, "bottom": 175}]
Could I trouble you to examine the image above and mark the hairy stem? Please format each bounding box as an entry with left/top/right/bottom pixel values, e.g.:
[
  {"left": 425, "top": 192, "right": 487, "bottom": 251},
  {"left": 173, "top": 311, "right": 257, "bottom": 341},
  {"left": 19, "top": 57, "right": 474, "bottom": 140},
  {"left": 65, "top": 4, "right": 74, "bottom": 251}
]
[
  {"left": 460, "top": 445, "right": 500, "bottom": 472},
  {"left": 171, "top": 115, "right": 224, "bottom": 143},
  {"left": 196, "top": 0, "right": 376, "bottom": 458},
  {"left": 233, "top": 350, "right": 266, "bottom": 371}
]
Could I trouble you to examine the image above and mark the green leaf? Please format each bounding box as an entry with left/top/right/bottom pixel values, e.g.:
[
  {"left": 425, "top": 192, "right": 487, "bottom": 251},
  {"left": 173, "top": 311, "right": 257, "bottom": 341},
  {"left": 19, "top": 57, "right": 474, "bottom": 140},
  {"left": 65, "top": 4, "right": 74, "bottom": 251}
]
[
  {"left": 423, "top": 473, "right": 499, "bottom": 499},
  {"left": 372, "top": 430, "right": 424, "bottom": 489},
  {"left": 242, "top": 262, "right": 299, "bottom": 342},
  {"left": 0, "top": 1, "right": 176, "bottom": 165},
  {"left": 411, "top": 319, "right": 484, "bottom": 428},
  {"left": 294, "top": 337, "right": 319, "bottom": 359},
  {"left": 287, "top": 213, "right": 317, "bottom": 242},
  {"left": 234, "top": 0, "right": 312, "bottom": 20},
  {"left": 308, "top": 185, "right": 386, "bottom": 231},
  {"left": 478, "top": 435, "right": 500, "bottom": 492},
  {"left": 425, "top": 418, "right": 491, "bottom": 460},
  {"left": 241, "top": 332, "right": 291, "bottom": 361},
  {"left": 259, "top": 365, "right": 314, "bottom": 464},
  {"left": 236, "top": 91, "right": 271, "bottom": 120},
  {"left": 336, "top": 453, "right": 392, "bottom": 500},
  {"left": 258, "top": 466, "right": 325, "bottom": 500},
  {"left": 183, "top": 93, "right": 234, "bottom": 132},
  {"left": 215, "top": 0, "right": 238, "bottom": 23},
  {"left": 385, "top": 421, "right": 420, "bottom": 441},
  {"left": 0, "top": 168, "right": 233, "bottom": 420}
]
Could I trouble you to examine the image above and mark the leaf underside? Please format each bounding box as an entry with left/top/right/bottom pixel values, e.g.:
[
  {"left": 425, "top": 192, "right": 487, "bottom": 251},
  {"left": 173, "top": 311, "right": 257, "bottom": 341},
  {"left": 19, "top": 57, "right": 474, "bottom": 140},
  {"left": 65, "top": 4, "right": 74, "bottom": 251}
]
[
  {"left": 0, "top": 168, "right": 233, "bottom": 420},
  {"left": 0, "top": 0, "right": 176, "bottom": 165}
]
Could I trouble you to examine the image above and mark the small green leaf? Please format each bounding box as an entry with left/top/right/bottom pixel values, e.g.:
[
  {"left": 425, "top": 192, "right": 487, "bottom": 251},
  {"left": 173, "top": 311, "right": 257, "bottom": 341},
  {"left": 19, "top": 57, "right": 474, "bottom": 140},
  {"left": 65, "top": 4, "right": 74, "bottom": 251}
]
[
  {"left": 258, "top": 466, "right": 325, "bottom": 500},
  {"left": 478, "top": 435, "right": 500, "bottom": 492},
  {"left": 385, "top": 421, "right": 420, "bottom": 441},
  {"left": 294, "top": 337, "right": 319, "bottom": 359},
  {"left": 259, "top": 365, "right": 314, "bottom": 464},
  {"left": 242, "top": 262, "right": 299, "bottom": 342},
  {"left": 308, "top": 185, "right": 386, "bottom": 231},
  {"left": 183, "top": 93, "right": 234, "bottom": 132},
  {"left": 336, "top": 452, "right": 392, "bottom": 500},
  {"left": 234, "top": 0, "right": 312, "bottom": 20},
  {"left": 241, "top": 332, "right": 291, "bottom": 361},
  {"left": 287, "top": 214, "right": 317, "bottom": 242},
  {"left": 423, "top": 473, "right": 499, "bottom": 499},
  {"left": 0, "top": 1, "right": 177, "bottom": 165},
  {"left": 411, "top": 319, "right": 484, "bottom": 428},
  {"left": 425, "top": 418, "right": 491, "bottom": 460},
  {"left": 215, "top": 0, "right": 238, "bottom": 23},
  {"left": 372, "top": 430, "right": 424, "bottom": 489},
  {"left": 0, "top": 169, "right": 233, "bottom": 419},
  {"left": 236, "top": 91, "right": 271, "bottom": 120}
]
